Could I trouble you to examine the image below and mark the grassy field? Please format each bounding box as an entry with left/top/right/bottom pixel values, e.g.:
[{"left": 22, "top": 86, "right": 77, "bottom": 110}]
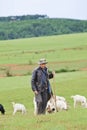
[
  {"left": 0, "top": 71, "right": 87, "bottom": 130},
  {"left": 0, "top": 32, "right": 87, "bottom": 76},
  {"left": 0, "top": 33, "right": 87, "bottom": 130},
  {"left": 0, "top": 33, "right": 87, "bottom": 64}
]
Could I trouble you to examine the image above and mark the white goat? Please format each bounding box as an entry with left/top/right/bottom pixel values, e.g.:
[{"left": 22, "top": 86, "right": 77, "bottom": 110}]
[
  {"left": 55, "top": 95, "right": 66, "bottom": 102},
  {"left": 46, "top": 96, "right": 68, "bottom": 113},
  {"left": 46, "top": 96, "right": 56, "bottom": 114},
  {"left": 71, "top": 95, "right": 87, "bottom": 108},
  {"left": 12, "top": 102, "right": 26, "bottom": 115},
  {"left": 33, "top": 97, "right": 38, "bottom": 115},
  {"left": 56, "top": 100, "right": 68, "bottom": 111},
  {"left": 82, "top": 102, "right": 87, "bottom": 108}
]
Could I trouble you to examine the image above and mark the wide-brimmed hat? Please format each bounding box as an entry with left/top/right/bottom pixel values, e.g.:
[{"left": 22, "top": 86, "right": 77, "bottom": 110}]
[{"left": 38, "top": 58, "right": 48, "bottom": 65}]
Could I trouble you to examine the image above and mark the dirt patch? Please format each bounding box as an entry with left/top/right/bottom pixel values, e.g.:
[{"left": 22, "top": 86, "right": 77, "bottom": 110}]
[
  {"left": 63, "top": 47, "right": 87, "bottom": 51},
  {"left": 0, "top": 59, "right": 87, "bottom": 78},
  {"left": 80, "top": 68, "right": 87, "bottom": 71}
]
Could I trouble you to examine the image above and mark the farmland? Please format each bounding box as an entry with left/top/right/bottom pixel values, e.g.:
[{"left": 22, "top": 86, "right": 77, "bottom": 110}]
[{"left": 0, "top": 33, "right": 87, "bottom": 130}]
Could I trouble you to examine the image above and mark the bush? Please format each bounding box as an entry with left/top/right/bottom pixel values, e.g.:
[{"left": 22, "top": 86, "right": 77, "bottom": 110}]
[
  {"left": 55, "top": 68, "right": 77, "bottom": 73},
  {"left": 5, "top": 67, "right": 12, "bottom": 77}
]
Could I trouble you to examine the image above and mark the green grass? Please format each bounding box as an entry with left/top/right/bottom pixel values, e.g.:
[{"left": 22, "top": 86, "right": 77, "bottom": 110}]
[
  {"left": 0, "top": 33, "right": 87, "bottom": 130},
  {"left": 0, "top": 33, "right": 87, "bottom": 64},
  {"left": 0, "top": 32, "right": 87, "bottom": 76},
  {"left": 0, "top": 71, "right": 87, "bottom": 130}
]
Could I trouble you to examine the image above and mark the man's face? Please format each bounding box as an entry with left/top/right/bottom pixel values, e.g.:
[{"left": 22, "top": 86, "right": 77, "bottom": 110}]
[{"left": 40, "top": 63, "right": 46, "bottom": 69}]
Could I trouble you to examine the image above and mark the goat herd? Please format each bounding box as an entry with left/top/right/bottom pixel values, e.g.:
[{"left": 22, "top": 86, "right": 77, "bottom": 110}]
[
  {"left": 0, "top": 94, "right": 87, "bottom": 115},
  {"left": 34, "top": 94, "right": 87, "bottom": 115}
]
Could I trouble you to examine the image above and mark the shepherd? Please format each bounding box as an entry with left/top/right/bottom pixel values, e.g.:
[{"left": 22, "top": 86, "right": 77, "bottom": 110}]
[{"left": 31, "top": 58, "right": 55, "bottom": 115}]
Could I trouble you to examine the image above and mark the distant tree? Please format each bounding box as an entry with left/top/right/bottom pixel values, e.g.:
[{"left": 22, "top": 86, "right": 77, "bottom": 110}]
[{"left": 0, "top": 15, "right": 87, "bottom": 40}]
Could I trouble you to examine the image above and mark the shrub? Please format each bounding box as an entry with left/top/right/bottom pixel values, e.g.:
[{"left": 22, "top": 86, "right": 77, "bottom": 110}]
[
  {"left": 5, "top": 67, "right": 12, "bottom": 77},
  {"left": 55, "top": 68, "right": 77, "bottom": 73}
]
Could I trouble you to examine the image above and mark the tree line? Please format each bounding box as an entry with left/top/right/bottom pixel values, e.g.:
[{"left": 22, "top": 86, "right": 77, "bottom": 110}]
[{"left": 0, "top": 15, "right": 87, "bottom": 40}]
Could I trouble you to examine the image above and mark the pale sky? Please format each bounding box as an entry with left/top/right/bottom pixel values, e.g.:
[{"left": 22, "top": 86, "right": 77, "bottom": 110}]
[{"left": 0, "top": 0, "right": 87, "bottom": 20}]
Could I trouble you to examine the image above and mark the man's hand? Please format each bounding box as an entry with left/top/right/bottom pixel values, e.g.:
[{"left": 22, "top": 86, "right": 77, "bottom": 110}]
[
  {"left": 34, "top": 90, "right": 38, "bottom": 95},
  {"left": 52, "top": 71, "right": 55, "bottom": 77}
]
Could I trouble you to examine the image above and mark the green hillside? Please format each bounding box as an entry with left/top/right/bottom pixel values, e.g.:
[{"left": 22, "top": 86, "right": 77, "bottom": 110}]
[
  {"left": 0, "top": 33, "right": 87, "bottom": 77},
  {"left": 0, "top": 15, "right": 87, "bottom": 40}
]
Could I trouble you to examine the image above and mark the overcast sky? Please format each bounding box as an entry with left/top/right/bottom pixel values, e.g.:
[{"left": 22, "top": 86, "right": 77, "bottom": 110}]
[{"left": 0, "top": 0, "right": 87, "bottom": 20}]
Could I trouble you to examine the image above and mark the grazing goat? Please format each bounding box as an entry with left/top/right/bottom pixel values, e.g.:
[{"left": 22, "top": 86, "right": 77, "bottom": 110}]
[
  {"left": 12, "top": 102, "right": 26, "bottom": 115},
  {"left": 55, "top": 95, "right": 66, "bottom": 102},
  {"left": 0, "top": 104, "right": 5, "bottom": 115},
  {"left": 46, "top": 97, "right": 56, "bottom": 114},
  {"left": 46, "top": 96, "right": 68, "bottom": 114},
  {"left": 71, "top": 95, "right": 87, "bottom": 108},
  {"left": 82, "top": 102, "right": 87, "bottom": 108}
]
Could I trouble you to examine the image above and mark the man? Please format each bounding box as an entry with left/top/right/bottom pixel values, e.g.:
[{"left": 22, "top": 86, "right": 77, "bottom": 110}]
[{"left": 31, "top": 58, "right": 55, "bottom": 115}]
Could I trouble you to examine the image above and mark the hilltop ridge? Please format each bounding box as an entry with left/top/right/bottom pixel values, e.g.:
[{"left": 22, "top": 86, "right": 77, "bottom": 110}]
[{"left": 0, "top": 14, "right": 87, "bottom": 40}]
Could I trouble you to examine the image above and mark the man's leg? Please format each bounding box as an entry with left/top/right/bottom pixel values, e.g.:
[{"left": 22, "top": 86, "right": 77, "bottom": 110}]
[
  {"left": 35, "top": 93, "right": 43, "bottom": 114},
  {"left": 41, "top": 90, "right": 48, "bottom": 114}
]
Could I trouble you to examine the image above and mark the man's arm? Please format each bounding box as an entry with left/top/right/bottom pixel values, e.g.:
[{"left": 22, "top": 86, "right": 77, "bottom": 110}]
[{"left": 31, "top": 69, "right": 38, "bottom": 92}]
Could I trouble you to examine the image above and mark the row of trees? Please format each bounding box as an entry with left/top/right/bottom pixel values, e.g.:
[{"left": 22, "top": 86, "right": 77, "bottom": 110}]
[
  {"left": 0, "top": 14, "right": 48, "bottom": 22},
  {"left": 0, "top": 15, "right": 87, "bottom": 40}
]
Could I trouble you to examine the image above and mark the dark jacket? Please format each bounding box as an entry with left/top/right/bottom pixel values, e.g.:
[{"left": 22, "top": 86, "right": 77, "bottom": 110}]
[{"left": 31, "top": 67, "right": 53, "bottom": 93}]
